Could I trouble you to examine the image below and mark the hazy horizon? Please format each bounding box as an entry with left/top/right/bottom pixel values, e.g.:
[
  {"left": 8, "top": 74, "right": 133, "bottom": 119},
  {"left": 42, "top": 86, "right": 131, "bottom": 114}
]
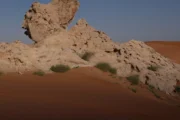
[{"left": 0, "top": 0, "right": 180, "bottom": 43}]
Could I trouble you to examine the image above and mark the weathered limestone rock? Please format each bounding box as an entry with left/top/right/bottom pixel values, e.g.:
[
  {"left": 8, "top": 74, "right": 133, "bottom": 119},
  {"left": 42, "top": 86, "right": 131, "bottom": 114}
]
[
  {"left": 37, "top": 18, "right": 119, "bottom": 51},
  {"left": 0, "top": 41, "right": 35, "bottom": 72},
  {"left": 22, "top": 0, "right": 80, "bottom": 42},
  {"left": 0, "top": 0, "right": 179, "bottom": 94},
  {"left": 69, "top": 19, "right": 119, "bottom": 52},
  {"left": 115, "top": 40, "right": 180, "bottom": 94}
]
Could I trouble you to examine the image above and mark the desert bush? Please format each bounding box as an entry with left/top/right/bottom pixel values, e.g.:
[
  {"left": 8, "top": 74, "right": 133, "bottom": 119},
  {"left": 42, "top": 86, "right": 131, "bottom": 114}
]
[
  {"left": 50, "top": 64, "right": 70, "bottom": 73},
  {"left": 95, "top": 62, "right": 117, "bottom": 74},
  {"left": 154, "top": 92, "right": 161, "bottom": 98},
  {"left": 175, "top": 86, "right": 180, "bottom": 93},
  {"left": 126, "top": 75, "right": 139, "bottom": 85},
  {"left": 148, "top": 86, "right": 161, "bottom": 99},
  {"left": 147, "top": 65, "right": 158, "bottom": 71},
  {"left": 73, "top": 66, "right": 79, "bottom": 69},
  {"left": 33, "top": 70, "right": 45, "bottom": 76},
  {"left": 151, "top": 91, "right": 161, "bottom": 99},
  {"left": 130, "top": 88, "right": 137, "bottom": 93},
  {"left": 81, "top": 52, "right": 94, "bottom": 61},
  {"left": 109, "top": 68, "right": 117, "bottom": 74},
  {"left": 148, "top": 84, "right": 155, "bottom": 90}
]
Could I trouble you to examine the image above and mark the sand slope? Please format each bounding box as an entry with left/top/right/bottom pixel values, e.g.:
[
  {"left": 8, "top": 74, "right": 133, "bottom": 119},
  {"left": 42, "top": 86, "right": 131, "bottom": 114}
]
[
  {"left": 146, "top": 41, "right": 180, "bottom": 64},
  {"left": 0, "top": 67, "right": 180, "bottom": 120}
]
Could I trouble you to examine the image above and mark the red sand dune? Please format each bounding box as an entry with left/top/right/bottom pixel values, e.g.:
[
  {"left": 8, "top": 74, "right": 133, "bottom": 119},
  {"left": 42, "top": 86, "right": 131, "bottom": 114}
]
[
  {"left": 146, "top": 41, "right": 180, "bottom": 64},
  {"left": 0, "top": 67, "right": 180, "bottom": 120}
]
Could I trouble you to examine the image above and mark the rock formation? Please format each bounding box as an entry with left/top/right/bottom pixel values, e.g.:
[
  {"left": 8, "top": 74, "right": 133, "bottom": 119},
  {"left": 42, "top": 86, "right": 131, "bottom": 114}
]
[
  {"left": 0, "top": 0, "right": 179, "bottom": 94},
  {"left": 22, "top": 0, "right": 80, "bottom": 42}
]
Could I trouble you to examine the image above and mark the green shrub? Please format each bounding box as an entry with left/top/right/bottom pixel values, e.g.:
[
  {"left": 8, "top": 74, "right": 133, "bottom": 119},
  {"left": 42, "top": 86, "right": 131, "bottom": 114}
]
[
  {"left": 73, "top": 66, "right": 79, "bottom": 69},
  {"left": 33, "top": 70, "right": 45, "bottom": 76},
  {"left": 131, "top": 88, "right": 137, "bottom": 93},
  {"left": 147, "top": 65, "right": 158, "bottom": 71},
  {"left": 81, "top": 52, "right": 94, "bottom": 61},
  {"left": 148, "top": 84, "right": 155, "bottom": 90},
  {"left": 154, "top": 92, "right": 161, "bottom": 99},
  {"left": 175, "top": 86, "right": 180, "bottom": 93},
  {"left": 148, "top": 87, "right": 153, "bottom": 93},
  {"left": 95, "top": 63, "right": 111, "bottom": 72},
  {"left": 95, "top": 62, "right": 117, "bottom": 74},
  {"left": 148, "top": 87, "right": 161, "bottom": 99},
  {"left": 50, "top": 64, "right": 70, "bottom": 73},
  {"left": 126, "top": 75, "right": 139, "bottom": 85},
  {"left": 109, "top": 68, "right": 117, "bottom": 74}
]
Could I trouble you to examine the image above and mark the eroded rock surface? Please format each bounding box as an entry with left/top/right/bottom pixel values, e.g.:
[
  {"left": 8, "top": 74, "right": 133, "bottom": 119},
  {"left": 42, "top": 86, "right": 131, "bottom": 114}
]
[
  {"left": 0, "top": 0, "right": 179, "bottom": 94},
  {"left": 22, "top": 0, "right": 80, "bottom": 42}
]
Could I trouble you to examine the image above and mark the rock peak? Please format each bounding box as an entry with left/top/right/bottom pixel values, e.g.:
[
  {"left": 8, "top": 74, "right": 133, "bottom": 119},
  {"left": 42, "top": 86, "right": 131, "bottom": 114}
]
[
  {"left": 76, "top": 18, "right": 88, "bottom": 25},
  {"left": 22, "top": 0, "right": 80, "bottom": 43}
]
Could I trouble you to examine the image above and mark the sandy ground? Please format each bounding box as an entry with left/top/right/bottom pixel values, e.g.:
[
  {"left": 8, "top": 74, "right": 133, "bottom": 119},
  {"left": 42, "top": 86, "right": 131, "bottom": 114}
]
[
  {"left": 146, "top": 41, "right": 180, "bottom": 64},
  {"left": 0, "top": 67, "right": 180, "bottom": 120},
  {"left": 0, "top": 41, "right": 180, "bottom": 120}
]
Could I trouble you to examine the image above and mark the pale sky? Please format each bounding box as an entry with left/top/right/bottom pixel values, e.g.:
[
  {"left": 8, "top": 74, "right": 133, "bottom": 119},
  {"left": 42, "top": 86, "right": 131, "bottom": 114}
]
[{"left": 0, "top": 0, "right": 180, "bottom": 43}]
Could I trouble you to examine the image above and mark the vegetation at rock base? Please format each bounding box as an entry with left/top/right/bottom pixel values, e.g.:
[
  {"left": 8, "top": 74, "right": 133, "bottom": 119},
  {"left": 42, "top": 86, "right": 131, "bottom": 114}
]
[
  {"left": 50, "top": 64, "right": 70, "bottom": 73},
  {"left": 33, "top": 70, "right": 45, "bottom": 76},
  {"left": 126, "top": 75, "right": 139, "bottom": 85},
  {"left": 95, "top": 62, "right": 117, "bottom": 74}
]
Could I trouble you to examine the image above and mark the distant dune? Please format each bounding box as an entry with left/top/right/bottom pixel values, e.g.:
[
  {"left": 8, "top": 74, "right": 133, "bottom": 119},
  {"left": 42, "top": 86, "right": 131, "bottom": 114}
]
[{"left": 146, "top": 41, "right": 180, "bottom": 64}]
